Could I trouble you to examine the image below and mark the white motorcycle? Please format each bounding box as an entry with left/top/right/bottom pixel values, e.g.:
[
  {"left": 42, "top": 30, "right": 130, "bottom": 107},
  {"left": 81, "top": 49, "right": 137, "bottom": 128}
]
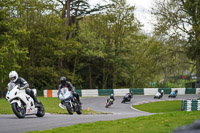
[
  {"left": 6, "top": 83, "right": 45, "bottom": 118},
  {"left": 58, "top": 87, "right": 82, "bottom": 115}
]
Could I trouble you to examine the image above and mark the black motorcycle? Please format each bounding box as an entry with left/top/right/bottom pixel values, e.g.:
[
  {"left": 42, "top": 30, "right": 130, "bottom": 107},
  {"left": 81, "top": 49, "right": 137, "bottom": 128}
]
[
  {"left": 121, "top": 93, "right": 133, "bottom": 103},
  {"left": 58, "top": 87, "right": 82, "bottom": 115}
]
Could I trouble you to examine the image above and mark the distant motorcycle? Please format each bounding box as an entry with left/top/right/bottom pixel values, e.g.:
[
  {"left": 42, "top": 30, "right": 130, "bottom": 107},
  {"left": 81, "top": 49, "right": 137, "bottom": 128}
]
[
  {"left": 121, "top": 93, "right": 133, "bottom": 103},
  {"left": 58, "top": 87, "right": 82, "bottom": 115},
  {"left": 168, "top": 90, "right": 178, "bottom": 98},
  {"left": 6, "top": 83, "right": 45, "bottom": 118},
  {"left": 154, "top": 90, "right": 164, "bottom": 99},
  {"left": 105, "top": 98, "right": 114, "bottom": 108}
]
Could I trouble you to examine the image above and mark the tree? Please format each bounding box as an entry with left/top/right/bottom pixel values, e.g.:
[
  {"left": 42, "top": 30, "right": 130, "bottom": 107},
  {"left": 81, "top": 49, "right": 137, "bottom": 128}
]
[
  {"left": 77, "top": 0, "right": 142, "bottom": 88},
  {"left": 78, "top": 16, "right": 106, "bottom": 89},
  {"left": 151, "top": 0, "right": 200, "bottom": 87},
  {"left": 102, "top": 0, "right": 141, "bottom": 88},
  {"left": 0, "top": 0, "right": 28, "bottom": 91}
]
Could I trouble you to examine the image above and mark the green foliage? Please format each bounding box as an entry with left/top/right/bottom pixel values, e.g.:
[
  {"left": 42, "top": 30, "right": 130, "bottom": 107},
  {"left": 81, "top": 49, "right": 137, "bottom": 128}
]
[
  {"left": 0, "top": 1, "right": 28, "bottom": 90},
  {"left": 0, "top": 0, "right": 194, "bottom": 91},
  {"left": 151, "top": 0, "right": 200, "bottom": 86}
]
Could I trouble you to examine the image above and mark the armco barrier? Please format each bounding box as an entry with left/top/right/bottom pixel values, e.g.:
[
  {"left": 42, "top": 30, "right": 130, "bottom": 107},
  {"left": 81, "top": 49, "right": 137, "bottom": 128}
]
[
  {"left": 186, "top": 88, "right": 196, "bottom": 94},
  {"left": 113, "top": 89, "right": 129, "bottom": 96},
  {"left": 158, "top": 88, "right": 171, "bottom": 94},
  {"left": 47, "top": 90, "right": 52, "bottom": 97},
  {"left": 75, "top": 90, "right": 82, "bottom": 96},
  {"left": 52, "top": 90, "right": 58, "bottom": 97},
  {"left": 144, "top": 88, "right": 158, "bottom": 95},
  {"left": 130, "top": 88, "right": 144, "bottom": 95},
  {"left": 82, "top": 89, "right": 98, "bottom": 97},
  {"left": 98, "top": 89, "right": 113, "bottom": 96},
  {"left": 196, "top": 88, "right": 200, "bottom": 94},
  {"left": 43, "top": 88, "right": 200, "bottom": 97},
  {"left": 172, "top": 88, "right": 185, "bottom": 95}
]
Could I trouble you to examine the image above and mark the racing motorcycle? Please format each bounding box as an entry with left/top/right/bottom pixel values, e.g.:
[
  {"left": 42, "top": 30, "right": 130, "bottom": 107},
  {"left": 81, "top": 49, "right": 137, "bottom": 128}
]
[
  {"left": 105, "top": 98, "right": 114, "bottom": 108},
  {"left": 154, "top": 90, "right": 164, "bottom": 99},
  {"left": 121, "top": 93, "right": 133, "bottom": 103},
  {"left": 58, "top": 87, "right": 82, "bottom": 115},
  {"left": 6, "top": 83, "right": 45, "bottom": 118}
]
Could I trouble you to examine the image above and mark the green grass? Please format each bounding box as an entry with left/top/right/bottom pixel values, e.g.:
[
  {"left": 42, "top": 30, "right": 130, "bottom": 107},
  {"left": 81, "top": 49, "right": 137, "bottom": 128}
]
[
  {"left": 133, "top": 100, "right": 182, "bottom": 113},
  {"left": 2, "top": 98, "right": 200, "bottom": 133},
  {"left": 0, "top": 97, "right": 101, "bottom": 114},
  {"left": 0, "top": 98, "right": 13, "bottom": 114},
  {"left": 25, "top": 100, "right": 200, "bottom": 133},
  {"left": 37, "top": 97, "right": 102, "bottom": 114},
  {"left": 26, "top": 111, "right": 200, "bottom": 133}
]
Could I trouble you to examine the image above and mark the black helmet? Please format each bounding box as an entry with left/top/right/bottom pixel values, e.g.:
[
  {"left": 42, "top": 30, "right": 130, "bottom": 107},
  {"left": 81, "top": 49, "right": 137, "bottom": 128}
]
[{"left": 60, "top": 77, "right": 67, "bottom": 85}]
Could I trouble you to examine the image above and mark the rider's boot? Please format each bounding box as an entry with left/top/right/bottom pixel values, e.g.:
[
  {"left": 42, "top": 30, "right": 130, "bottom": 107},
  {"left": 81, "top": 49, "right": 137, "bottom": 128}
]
[{"left": 73, "top": 92, "right": 82, "bottom": 105}]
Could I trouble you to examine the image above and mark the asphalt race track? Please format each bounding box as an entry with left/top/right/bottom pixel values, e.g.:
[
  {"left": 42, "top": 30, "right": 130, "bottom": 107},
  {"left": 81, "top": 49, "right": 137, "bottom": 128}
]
[{"left": 0, "top": 94, "right": 198, "bottom": 133}]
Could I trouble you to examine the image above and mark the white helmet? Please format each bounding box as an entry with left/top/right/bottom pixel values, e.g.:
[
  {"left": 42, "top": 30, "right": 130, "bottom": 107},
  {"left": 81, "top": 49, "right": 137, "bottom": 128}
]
[{"left": 9, "top": 71, "right": 18, "bottom": 82}]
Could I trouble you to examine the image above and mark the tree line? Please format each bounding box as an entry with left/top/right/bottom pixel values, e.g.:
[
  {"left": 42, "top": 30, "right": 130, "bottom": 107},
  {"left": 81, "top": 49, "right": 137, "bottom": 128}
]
[{"left": 0, "top": 0, "right": 198, "bottom": 92}]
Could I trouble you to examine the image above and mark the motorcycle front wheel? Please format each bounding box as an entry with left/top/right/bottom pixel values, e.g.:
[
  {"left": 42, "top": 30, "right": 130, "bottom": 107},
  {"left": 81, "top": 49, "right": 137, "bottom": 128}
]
[
  {"left": 11, "top": 102, "right": 26, "bottom": 118},
  {"left": 76, "top": 105, "right": 82, "bottom": 115},
  {"left": 66, "top": 102, "right": 73, "bottom": 115}
]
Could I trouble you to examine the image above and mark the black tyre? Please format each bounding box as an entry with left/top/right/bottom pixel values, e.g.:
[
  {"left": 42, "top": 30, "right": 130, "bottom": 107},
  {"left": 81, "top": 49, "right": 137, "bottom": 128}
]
[
  {"left": 76, "top": 105, "right": 82, "bottom": 115},
  {"left": 11, "top": 102, "right": 26, "bottom": 118},
  {"left": 66, "top": 102, "right": 73, "bottom": 115},
  {"left": 36, "top": 103, "right": 45, "bottom": 117}
]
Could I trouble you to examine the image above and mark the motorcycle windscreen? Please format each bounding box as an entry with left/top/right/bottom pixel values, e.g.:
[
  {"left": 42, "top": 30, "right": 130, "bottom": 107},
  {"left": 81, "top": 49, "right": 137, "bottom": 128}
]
[
  {"left": 8, "top": 83, "right": 16, "bottom": 91},
  {"left": 59, "top": 88, "right": 72, "bottom": 100}
]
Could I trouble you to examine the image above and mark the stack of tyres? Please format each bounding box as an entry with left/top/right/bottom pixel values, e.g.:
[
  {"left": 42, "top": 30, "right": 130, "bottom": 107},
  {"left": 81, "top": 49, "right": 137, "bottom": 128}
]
[{"left": 183, "top": 100, "right": 199, "bottom": 111}]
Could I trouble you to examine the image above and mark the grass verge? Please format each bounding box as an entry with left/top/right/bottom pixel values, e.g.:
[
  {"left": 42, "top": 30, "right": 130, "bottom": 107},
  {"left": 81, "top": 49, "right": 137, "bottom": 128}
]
[
  {"left": 26, "top": 111, "right": 200, "bottom": 133},
  {"left": 25, "top": 100, "right": 200, "bottom": 133},
  {"left": 133, "top": 100, "right": 182, "bottom": 113},
  {"left": 0, "top": 97, "right": 102, "bottom": 114}
]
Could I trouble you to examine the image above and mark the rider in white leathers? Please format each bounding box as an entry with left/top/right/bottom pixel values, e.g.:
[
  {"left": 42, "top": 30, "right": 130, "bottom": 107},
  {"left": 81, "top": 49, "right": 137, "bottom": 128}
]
[{"left": 8, "top": 71, "right": 40, "bottom": 106}]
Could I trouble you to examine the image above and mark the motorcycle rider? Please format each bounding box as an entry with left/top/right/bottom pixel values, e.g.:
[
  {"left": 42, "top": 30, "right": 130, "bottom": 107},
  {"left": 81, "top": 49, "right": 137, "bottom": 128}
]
[
  {"left": 127, "top": 92, "right": 133, "bottom": 99},
  {"left": 122, "top": 92, "right": 133, "bottom": 102},
  {"left": 8, "top": 71, "right": 41, "bottom": 106},
  {"left": 160, "top": 90, "right": 164, "bottom": 97},
  {"left": 107, "top": 94, "right": 115, "bottom": 104},
  {"left": 57, "top": 76, "right": 81, "bottom": 105}
]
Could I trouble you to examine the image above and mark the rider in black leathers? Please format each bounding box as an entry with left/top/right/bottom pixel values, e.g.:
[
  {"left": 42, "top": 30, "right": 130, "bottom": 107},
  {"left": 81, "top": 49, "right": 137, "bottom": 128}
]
[
  {"left": 8, "top": 71, "right": 40, "bottom": 105},
  {"left": 57, "top": 77, "right": 81, "bottom": 104}
]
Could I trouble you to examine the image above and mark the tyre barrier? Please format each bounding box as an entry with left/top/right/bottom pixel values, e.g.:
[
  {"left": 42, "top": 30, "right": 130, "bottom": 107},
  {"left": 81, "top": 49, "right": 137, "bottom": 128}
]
[
  {"left": 182, "top": 100, "right": 200, "bottom": 111},
  {"left": 44, "top": 88, "right": 200, "bottom": 97}
]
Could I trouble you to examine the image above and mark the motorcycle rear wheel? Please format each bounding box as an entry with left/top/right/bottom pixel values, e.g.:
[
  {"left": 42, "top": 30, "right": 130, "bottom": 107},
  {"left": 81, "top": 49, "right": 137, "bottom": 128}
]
[{"left": 11, "top": 103, "right": 26, "bottom": 118}]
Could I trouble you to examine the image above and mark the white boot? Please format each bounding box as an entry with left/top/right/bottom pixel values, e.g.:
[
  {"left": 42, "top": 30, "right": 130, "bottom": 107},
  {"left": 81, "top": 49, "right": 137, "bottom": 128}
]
[{"left": 59, "top": 103, "right": 66, "bottom": 109}]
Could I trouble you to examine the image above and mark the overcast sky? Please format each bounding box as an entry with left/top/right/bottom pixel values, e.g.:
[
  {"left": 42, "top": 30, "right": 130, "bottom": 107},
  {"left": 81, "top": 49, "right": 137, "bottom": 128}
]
[{"left": 88, "top": 0, "right": 154, "bottom": 33}]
